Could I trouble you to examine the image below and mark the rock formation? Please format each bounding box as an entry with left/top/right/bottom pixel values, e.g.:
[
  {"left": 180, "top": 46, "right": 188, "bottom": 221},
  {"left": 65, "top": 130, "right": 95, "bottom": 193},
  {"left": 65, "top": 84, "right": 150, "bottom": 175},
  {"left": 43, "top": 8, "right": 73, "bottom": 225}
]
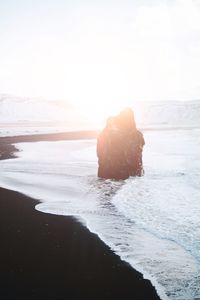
[{"left": 97, "top": 108, "right": 145, "bottom": 180}]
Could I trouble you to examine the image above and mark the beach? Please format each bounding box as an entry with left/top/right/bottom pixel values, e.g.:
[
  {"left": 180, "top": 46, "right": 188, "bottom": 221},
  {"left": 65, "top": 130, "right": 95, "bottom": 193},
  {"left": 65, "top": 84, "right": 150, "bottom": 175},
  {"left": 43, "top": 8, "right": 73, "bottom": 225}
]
[{"left": 0, "top": 132, "right": 160, "bottom": 300}]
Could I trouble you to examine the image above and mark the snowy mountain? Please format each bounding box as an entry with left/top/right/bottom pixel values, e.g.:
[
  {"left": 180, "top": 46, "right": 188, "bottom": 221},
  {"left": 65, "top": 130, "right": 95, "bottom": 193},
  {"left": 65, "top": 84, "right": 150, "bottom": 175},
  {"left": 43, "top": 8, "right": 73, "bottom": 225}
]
[
  {"left": 0, "top": 94, "right": 200, "bottom": 136},
  {"left": 0, "top": 94, "right": 90, "bottom": 136},
  {"left": 134, "top": 100, "right": 200, "bottom": 129},
  {"left": 0, "top": 94, "right": 74, "bottom": 123}
]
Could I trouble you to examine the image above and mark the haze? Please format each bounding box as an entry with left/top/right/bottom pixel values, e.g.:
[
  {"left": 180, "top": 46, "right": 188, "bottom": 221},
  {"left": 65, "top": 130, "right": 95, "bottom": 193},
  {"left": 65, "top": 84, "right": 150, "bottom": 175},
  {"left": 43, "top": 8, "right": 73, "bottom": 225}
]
[{"left": 1, "top": 0, "right": 200, "bottom": 114}]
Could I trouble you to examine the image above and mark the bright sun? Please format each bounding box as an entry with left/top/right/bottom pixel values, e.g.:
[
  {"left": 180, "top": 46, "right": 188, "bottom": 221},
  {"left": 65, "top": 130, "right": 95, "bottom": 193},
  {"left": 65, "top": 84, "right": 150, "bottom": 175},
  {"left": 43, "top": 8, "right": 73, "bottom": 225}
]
[{"left": 62, "top": 60, "right": 135, "bottom": 121}]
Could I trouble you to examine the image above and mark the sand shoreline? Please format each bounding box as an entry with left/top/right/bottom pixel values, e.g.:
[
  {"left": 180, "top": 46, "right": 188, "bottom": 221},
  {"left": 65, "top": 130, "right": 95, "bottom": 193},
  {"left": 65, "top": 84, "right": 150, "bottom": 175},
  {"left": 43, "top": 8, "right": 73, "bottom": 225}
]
[
  {"left": 0, "top": 130, "right": 99, "bottom": 159},
  {"left": 0, "top": 130, "right": 99, "bottom": 144},
  {"left": 0, "top": 132, "right": 161, "bottom": 300}
]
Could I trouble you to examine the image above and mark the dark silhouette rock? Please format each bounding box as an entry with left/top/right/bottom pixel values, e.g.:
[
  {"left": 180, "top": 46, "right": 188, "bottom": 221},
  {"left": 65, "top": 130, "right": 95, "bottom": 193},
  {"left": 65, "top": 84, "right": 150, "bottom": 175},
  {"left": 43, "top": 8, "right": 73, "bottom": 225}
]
[{"left": 97, "top": 108, "right": 145, "bottom": 180}]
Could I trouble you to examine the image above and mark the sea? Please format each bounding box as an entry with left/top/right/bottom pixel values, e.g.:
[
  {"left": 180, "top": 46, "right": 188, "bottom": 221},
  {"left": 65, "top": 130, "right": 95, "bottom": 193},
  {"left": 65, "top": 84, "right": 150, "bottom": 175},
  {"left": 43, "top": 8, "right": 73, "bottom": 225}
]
[{"left": 0, "top": 97, "right": 200, "bottom": 300}]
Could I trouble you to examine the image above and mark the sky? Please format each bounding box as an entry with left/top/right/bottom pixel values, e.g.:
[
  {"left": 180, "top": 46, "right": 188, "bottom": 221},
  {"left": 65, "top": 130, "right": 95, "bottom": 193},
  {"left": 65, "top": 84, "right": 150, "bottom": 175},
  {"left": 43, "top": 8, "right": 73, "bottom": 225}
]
[{"left": 1, "top": 0, "right": 200, "bottom": 113}]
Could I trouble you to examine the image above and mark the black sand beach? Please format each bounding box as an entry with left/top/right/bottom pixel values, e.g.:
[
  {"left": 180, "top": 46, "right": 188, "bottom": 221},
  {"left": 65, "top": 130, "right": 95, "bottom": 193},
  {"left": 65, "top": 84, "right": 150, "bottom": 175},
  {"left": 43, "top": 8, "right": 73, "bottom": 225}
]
[{"left": 0, "top": 132, "right": 160, "bottom": 300}]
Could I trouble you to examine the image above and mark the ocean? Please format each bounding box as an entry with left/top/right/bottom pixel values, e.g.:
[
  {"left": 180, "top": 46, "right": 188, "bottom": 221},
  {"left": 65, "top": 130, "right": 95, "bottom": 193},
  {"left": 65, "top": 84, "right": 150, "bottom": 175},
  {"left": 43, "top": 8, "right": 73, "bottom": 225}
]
[{"left": 0, "top": 128, "right": 200, "bottom": 300}]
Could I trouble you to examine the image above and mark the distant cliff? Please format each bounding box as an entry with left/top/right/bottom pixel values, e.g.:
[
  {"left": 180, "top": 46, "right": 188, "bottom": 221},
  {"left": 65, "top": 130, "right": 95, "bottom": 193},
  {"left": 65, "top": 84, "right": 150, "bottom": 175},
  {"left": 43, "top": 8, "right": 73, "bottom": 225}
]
[
  {"left": 0, "top": 94, "right": 200, "bottom": 133},
  {"left": 135, "top": 100, "right": 200, "bottom": 129}
]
